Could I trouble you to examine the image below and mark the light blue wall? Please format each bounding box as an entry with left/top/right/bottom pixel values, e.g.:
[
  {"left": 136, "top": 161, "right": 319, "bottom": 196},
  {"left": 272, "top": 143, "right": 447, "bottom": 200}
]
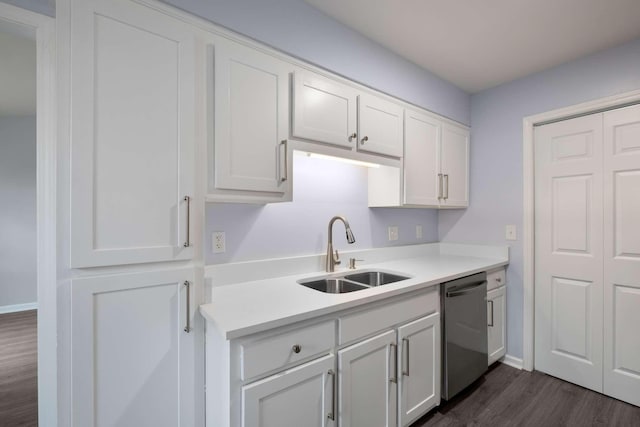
[
  {"left": 439, "top": 37, "right": 640, "bottom": 359},
  {"left": 163, "top": 0, "right": 470, "bottom": 125},
  {"left": 164, "top": 0, "right": 465, "bottom": 264},
  {"left": 0, "top": 117, "right": 37, "bottom": 308},
  {"left": 207, "top": 154, "right": 438, "bottom": 264},
  {"left": 0, "top": 0, "right": 54, "bottom": 17}
]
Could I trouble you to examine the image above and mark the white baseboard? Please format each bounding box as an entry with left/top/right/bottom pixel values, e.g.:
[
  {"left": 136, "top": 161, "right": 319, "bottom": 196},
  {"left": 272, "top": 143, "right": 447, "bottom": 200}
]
[
  {"left": 501, "top": 354, "right": 524, "bottom": 370},
  {"left": 0, "top": 302, "right": 38, "bottom": 314}
]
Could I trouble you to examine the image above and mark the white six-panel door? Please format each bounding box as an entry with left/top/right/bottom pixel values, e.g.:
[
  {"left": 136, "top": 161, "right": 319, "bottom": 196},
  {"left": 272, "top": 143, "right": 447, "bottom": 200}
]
[
  {"left": 602, "top": 104, "right": 640, "bottom": 406},
  {"left": 535, "top": 106, "right": 640, "bottom": 406},
  {"left": 534, "top": 114, "right": 604, "bottom": 392},
  {"left": 70, "top": 0, "right": 196, "bottom": 267}
]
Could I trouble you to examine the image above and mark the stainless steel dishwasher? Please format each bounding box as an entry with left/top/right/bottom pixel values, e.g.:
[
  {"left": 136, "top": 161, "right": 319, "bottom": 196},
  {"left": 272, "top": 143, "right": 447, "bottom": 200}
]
[{"left": 441, "top": 272, "right": 488, "bottom": 400}]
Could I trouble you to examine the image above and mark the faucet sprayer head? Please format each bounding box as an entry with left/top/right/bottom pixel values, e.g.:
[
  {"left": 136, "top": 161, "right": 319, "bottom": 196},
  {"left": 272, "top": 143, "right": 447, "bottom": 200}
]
[{"left": 345, "top": 226, "right": 356, "bottom": 244}]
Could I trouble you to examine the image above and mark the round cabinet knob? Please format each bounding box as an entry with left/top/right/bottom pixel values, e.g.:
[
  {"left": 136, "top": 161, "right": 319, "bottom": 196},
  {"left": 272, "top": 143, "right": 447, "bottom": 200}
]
[
  {"left": 292, "top": 344, "right": 302, "bottom": 354},
  {"left": 361, "top": 136, "right": 369, "bottom": 144},
  {"left": 349, "top": 133, "right": 357, "bottom": 141},
  {"left": 496, "top": 277, "right": 502, "bottom": 283}
]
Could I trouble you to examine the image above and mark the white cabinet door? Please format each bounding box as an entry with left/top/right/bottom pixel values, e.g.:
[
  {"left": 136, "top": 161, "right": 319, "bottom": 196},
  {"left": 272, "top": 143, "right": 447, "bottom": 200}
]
[
  {"left": 397, "top": 314, "right": 440, "bottom": 427},
  {"left": 603, "top": 104, "right": 640, "bottom": 407},
  {"left": 292, "top": 70, "right": 358, "bottom": 148},
  {"left": 71, "top": 268, "right": 197, "bottom": 427},
  {"left": 440, "top": 123, "right": 469, "bottom": 207},
  {"left": 339, "top": 330, "right": 397, "bottom": 427},
  {"left": 242, "top": 355, "right": 336, "bottom": 427},
  {"left": 358, "top": 93, "right": 403, "bottom": 158},
  {"left": 534, "top": 114, "right": 604, "bottom": 392},
  {"left": 403, "top": 109, "right": 441, "bottom": 206},
  {"left": 213, "top": 37, "right": 291, "bottom": 196},
  {"left": 487, "top": 286, "right": 506, "bottom": 365},
  {"left": 70, "top": 0, "right": 195, "bottom": 267}
]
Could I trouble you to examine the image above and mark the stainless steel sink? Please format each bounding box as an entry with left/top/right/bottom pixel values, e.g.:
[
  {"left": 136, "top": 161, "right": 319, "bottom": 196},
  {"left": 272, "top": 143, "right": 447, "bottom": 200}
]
[
  {"left": 345, "top": 271, "right": 410, "bottom": 287},
  {"left": 299, "top": 270, "right": 410, "bottom": 293},
  {"left": 299, "top": 278, "right": 368, "bottom": 294}
]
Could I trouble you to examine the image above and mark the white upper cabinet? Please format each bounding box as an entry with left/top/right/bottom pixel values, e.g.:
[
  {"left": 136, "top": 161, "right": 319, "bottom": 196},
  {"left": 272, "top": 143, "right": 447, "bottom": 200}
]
[
  {"left": 404, "top": 110, "right": 441, "bottom": 206},
  {"left": 291, "top": 69, "right": 403, "bottom": 158},
  {"left": 358, "top": 93, "right": 404, "bottom": 158},
  {"left": 369, "top": 109, "right": 469, "bottom": 209},
  {"left": 440, "top": 122, "right": 470, "bottom": 207},
  {"left": 69, "top": 0, "right": 196, "bottom": 267},
  {"left": 292, "top": 70, "right": 358, "bottom": 148},
  {"left": 209, "top": 37, "right": 292, "bottom": 203}
]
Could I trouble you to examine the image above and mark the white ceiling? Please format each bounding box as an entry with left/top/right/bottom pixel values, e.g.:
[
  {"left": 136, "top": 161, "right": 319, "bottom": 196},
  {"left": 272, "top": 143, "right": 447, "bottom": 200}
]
[
  {"left": 304, "top": 0, "right": 640, "bottom": 93},
  {"left": 0, "top": 27, "right": 36, "bottom": 117}
]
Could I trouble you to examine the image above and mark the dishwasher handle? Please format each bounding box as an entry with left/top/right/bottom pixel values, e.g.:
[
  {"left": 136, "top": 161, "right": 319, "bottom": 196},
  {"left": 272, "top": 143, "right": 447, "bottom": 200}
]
[{"left": 446, "top": 281, "right": 487, "bottom": 298}]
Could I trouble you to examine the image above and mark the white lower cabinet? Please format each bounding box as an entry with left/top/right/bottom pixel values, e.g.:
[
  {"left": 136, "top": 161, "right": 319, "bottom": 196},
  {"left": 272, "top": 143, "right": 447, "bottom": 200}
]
[
  {"left": 398, "top": 314, "right": 440, "bottom": 427},
  {"left": 242, "top": 355, "right": 336, "bottom": 427},
  {"left": 207, "top": 289, "right": 441, "bottom": 427},
  {"left": 71, "top": 267, "right": 199, "bottom": 427},
  {"left": 487, "top": 285, "right": 506, "bottom": 365},
  {"left": 339, "top": 330, "right": 398, "bottom": 427}
]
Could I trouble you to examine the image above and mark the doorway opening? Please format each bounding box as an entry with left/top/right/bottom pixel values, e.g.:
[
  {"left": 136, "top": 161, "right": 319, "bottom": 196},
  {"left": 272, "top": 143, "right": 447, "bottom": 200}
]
[{"left": 0, "top": 3, "right": 56, "bottom": 425}]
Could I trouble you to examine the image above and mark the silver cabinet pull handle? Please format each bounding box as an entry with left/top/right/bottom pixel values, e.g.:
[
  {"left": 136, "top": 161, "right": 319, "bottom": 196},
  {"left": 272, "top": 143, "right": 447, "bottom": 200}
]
[
  {"left": 327, "top": 369, "right": 336, "bottom": 420},
  {"left": 438, "top": 174, "right": 443, "bottom": 199},
  {"left": 349, "top": 132, "right": 357, "bottom": 141},
  {"left": 183, "top": 196, "right": 191, "bottom": 248},
  {"left": 488, "top": 300, "right": 494, "bottom": 327},
  {"left": 183, "top": 281, "right": 191, "bottom": 333},
  {"left": 390, "top": 343, "right": 397, "bottom": 383},
  {"left": 361, "top": 135, "right": 369, "bottom": 144},
  {"left": 280, "top": 140, "right": 288, "bottom": 182},
  {"left": 444, "top": 174, "right": 449, "bottom": 200},
  {"left": 402, "top": 338, "right": 410, "bottom": 376}
]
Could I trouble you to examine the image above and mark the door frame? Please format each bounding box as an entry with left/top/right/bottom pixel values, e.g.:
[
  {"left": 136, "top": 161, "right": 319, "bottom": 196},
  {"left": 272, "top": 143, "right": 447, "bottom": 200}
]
[
  {"left": 0, "top": 3, "right": 57, "bottom": 424},
  {"left": 522, "top": 88, "right": 640, "bottom": 372}
]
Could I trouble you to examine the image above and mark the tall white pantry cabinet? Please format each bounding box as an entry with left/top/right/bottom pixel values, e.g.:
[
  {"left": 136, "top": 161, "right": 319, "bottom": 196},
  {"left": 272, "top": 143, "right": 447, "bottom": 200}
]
[{"left": 62, "top": 0, "right": 203, "bottom": 426}]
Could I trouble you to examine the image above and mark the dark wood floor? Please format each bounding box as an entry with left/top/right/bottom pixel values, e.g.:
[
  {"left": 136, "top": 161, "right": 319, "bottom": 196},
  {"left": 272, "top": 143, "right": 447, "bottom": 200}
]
[
  {"left": 0, "top": 310, "right": 37, "bottom": 427},
  {"left": 414, "top": 362, "right": 640, "bottom": 427}
]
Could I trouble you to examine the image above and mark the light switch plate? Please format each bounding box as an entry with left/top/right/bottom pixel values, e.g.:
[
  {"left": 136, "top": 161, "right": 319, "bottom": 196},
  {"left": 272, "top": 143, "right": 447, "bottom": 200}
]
[
  {"left": 505, "top": 225, "right": 517, "bottom": 241},
  {"left": 388, "top": 226, "right": 399, "bottom": 241}
]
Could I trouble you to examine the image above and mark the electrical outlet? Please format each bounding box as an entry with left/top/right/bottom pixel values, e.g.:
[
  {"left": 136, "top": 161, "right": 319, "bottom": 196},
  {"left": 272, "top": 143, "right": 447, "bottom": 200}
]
[
  {"left": 505, "top": 225, "right": 517, "bottom": 241},
  {"left": 416, "top": 225, "right": 423, "bottom": 239},
  {"left": 388, "top": 226, "right": 399, "bottom": 241},
  {"left": 212, "top": 231, "right": 226, "bottom": 253}
]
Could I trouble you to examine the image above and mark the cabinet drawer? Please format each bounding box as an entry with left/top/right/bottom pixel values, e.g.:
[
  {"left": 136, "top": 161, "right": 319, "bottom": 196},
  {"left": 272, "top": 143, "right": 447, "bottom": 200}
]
[
  {"left": 486, "top": 268, "right": 506, "bottom": 291},
  {"left": 339, "top": 288, "right": 438, "bottom": 345},
  {"left": 241, "top": 320, "right": 335, "bottom": 381}
]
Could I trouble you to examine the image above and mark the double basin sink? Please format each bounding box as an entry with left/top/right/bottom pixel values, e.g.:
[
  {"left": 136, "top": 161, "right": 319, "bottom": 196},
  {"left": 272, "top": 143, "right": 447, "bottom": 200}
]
[{"left": 299, "top": 271, "right": 410, "bottom": 294}]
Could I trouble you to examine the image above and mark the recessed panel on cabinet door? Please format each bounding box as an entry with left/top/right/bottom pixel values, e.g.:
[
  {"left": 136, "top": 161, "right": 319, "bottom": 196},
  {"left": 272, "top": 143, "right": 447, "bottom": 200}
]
[
  {"left": 403, "top": 110, "right": 440, "bottom": 206},
  {"left": 292, "top": 70, "right": 357, "bottom": 148},
  {"left": 70, "top": 0, "right": 195, "bottom": 267},
  {"left": 357, "top": 93, "right": 403, "bottom": 158},
  {"left": 440, "top": 123, "right": 469, "bottom": 207},
  {"left": 72, "top": 268, "right": 196, "bottom": 427},
  {"left": 214, "top": 38, "right": 290, "bottom": 194}
]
